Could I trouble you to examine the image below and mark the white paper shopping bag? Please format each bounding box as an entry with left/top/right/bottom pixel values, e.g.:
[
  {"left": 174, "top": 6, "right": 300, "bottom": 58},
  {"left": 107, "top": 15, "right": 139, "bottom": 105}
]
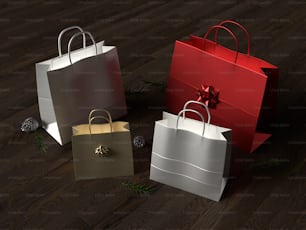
[
  {"left": 36, "top": 26, "right": 127, "bottom": 145},
  {"left": 150, "top": 100, "right": 232, "bottom": 201}
]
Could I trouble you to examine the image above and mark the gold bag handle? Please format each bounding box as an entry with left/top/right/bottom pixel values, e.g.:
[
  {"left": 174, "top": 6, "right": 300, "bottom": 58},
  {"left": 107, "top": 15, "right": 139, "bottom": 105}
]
[{"left": 88, "top": 109, "right": 113, "bottom": 135}]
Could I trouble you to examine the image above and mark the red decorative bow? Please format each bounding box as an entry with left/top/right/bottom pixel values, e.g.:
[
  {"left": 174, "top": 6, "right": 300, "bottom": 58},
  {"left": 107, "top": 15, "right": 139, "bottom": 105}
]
[{"left": 196, "top": 84, "right": 220, "bottom": 108}]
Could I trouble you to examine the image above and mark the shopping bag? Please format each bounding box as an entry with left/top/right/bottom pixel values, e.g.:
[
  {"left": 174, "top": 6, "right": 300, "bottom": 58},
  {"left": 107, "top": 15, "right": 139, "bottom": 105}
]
[
  {"left": 72, "top": 109, "right": 134, "bottom": 180},
  {"left": 36, "top": 26, "right": 127, "bottom": 145},
  {"left": 150, "top": 100, "right": 232, "bottom": 201},
  {"left": 166, "top": 20, "right": 278, "bottom": 153}
]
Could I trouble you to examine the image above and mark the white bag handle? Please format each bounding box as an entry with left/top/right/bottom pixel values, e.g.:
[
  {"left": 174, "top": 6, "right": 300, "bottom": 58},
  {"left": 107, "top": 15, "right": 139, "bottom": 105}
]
[
  {"left": 176, "top": 109, "right": 206, "bottom": 137},
  {"left": 88, "top": 109, "right": 113, "bottom": 134},
  {"left": 58, "top": 26, "right": 86, "bottom": 57},
  {"left": 183, "top": 100, "right": 211, "bottom": 124},
  {"left": 67, "top": 31, "right": 98, "bottom": 64}
]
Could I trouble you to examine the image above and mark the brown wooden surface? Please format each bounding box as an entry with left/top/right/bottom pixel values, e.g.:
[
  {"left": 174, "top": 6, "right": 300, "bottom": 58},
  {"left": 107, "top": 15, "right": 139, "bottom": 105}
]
[{"left": 0, "top": 0, "right": 306, "bottom": 229}]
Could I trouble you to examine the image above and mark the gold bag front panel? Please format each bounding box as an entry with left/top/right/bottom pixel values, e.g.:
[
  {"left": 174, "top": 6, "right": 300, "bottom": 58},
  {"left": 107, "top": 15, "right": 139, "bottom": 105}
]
[{"left": 72, "top": 122, "right": 134, "bottom": 180}]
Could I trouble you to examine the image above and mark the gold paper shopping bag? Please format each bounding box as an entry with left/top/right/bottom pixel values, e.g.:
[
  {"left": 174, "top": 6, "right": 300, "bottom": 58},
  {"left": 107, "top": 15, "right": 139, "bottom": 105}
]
[{"left": 72, "top": 109, "right": 134, "bottom": 180}]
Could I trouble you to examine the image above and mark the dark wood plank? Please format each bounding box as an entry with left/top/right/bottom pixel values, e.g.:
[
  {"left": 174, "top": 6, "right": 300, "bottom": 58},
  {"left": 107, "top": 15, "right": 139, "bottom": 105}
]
[{"left": 0, "top": 0, "right": 305, "bottom": 229}]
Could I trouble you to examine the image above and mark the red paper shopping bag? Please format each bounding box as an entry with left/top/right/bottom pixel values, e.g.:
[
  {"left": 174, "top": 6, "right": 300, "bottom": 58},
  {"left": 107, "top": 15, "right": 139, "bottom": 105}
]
[{"left": 166, "top": 20, "right": 278, "bottom": 153}]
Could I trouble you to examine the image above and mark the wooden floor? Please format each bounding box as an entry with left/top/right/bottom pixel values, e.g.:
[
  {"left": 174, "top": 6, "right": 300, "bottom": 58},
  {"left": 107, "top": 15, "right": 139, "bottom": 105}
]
[{"left": 0, "top": 0, "right": 306, "bottom": 229}]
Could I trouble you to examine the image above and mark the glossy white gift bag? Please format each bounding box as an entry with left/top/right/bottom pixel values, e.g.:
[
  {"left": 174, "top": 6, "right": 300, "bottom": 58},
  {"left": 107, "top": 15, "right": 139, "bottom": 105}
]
[
  {"left": 36, "top": 26, "right": 127, "bottom": 145},
  {"left": 150, "top": 100, "right": 232, "bottom": 201}
]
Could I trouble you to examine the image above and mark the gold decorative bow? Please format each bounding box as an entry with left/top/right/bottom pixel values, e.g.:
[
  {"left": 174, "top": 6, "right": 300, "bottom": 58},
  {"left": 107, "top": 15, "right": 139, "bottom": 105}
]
[{"left": 95, "top": 145, "right": 110, "bottom": 157}]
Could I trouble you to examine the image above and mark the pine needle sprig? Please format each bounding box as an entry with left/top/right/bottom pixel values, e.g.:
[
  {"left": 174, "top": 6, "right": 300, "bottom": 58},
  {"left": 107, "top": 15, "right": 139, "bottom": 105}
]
[
  {"left": 125, "top": 86, "right": 147, "bottom": 96},
  {"left": 142, "top": 80, "right": 166, "bottom": 92},
  {"left": 249, "top": 159, "right": 282, "bottom": 171},
  {"left": 122, "top": 182, "right": 153, "bottom": 195},
  {"left": 34, "top": 130, "right": 48, "bottom": 153}
]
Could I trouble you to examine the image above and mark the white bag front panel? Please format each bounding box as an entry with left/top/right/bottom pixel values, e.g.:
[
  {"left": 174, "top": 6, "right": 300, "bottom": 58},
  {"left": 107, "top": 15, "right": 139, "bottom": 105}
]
[
  {"left": 151, "top": 151, "right": 223, "bottom": 187},
  {"left": 153, "top": 114, "right": 229, "bottom": 173},
  {"left": 150, "top": 165, "right": 227, "bottom": 202}
]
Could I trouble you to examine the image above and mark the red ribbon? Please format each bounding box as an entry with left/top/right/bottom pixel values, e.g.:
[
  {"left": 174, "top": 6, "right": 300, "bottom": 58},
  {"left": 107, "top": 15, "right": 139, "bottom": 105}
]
[{"left": 196, "top": 84, "right": 220, "bottom": 108}]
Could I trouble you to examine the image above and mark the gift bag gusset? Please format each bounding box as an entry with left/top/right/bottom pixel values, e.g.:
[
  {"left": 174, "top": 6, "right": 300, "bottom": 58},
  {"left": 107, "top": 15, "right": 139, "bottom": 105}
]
[
  {"left": 36, "top": 26, "right": 127, "bottom": 145},
  {"left": 166, "top": 20, "right": 278, "bottom": 153},
  {"left": 72, "top": 109, "right": 134, "bottom": 180},
  {"left": 150, "top": 100, "right": 232, "bottom": 201}
]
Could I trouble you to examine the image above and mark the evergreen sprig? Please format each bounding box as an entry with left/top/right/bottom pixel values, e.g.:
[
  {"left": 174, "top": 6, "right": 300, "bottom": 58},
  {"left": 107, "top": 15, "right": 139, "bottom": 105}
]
[
  {"left": 125, "top": 86, "right": 147, "bottom": 96},
  {"left": 250, "top": 159, "right": 282, "bottom": 171},
  {"left": 122, "top": 182, "right": 153, "bottom": 195},
  {"left": 142, "top": 80, "right": 166, "bottom": 92},
  {"left": 34, "top": 130, "right": 48, "bottom": 153}
]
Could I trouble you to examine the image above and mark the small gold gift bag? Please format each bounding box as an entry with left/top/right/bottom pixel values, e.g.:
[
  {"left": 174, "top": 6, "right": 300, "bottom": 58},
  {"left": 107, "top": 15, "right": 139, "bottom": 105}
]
[{"left": 72, "top": 109, "right": 134, "bottom": 180}]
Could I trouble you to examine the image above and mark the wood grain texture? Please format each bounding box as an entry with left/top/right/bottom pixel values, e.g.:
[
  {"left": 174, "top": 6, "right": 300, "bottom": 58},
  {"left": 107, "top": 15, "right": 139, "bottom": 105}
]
[{"left": 0, "top": 0, "right": 305, "bottom": 229}]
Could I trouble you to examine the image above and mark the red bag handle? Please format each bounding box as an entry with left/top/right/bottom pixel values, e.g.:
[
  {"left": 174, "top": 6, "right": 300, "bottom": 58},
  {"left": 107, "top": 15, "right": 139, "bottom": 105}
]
[
  {"left": 203, "top": 25, "right": 239, "bottom": 63},
  {"left": 215, "top": 20, "right": 250, "bottom": 55}
]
